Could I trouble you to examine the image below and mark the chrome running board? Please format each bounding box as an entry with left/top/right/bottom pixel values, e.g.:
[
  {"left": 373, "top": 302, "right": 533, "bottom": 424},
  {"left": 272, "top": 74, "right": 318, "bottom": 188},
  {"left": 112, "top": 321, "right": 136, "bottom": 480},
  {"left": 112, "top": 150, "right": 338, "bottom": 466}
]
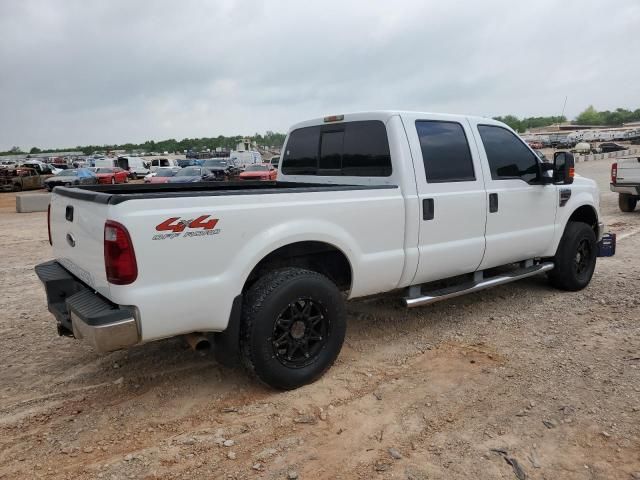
[{"left": 404, "top": 262, "right": 554, "bottom": 308}]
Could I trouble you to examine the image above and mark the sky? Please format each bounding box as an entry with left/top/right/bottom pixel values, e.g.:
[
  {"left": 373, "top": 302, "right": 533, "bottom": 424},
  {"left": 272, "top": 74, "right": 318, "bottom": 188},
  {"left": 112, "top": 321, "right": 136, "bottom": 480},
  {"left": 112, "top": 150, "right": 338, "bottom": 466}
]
[{"left": 1, "top": 0, "right": 639, "bottom": 150}]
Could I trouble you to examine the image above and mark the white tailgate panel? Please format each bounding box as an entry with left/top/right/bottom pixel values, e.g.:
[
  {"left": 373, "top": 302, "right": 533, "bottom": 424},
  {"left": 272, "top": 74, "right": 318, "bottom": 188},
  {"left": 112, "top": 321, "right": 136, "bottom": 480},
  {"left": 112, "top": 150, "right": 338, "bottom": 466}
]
[
  {"left": 50, "top": 191, "right": 111, "bottom": 297},
  {"left": 618, "top": 158, "right": 640, "bottom": 184}
]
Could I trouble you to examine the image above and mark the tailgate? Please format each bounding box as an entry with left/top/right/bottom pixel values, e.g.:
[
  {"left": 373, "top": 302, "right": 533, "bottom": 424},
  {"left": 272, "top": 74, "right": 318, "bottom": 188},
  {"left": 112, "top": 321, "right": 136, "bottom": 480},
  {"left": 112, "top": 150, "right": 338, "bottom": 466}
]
[
  {"left": 617, "top": 157, "right": 640, "bottom": 184},
  {"left": 50, "top": 189, "right": 111, "bottom": 297}
]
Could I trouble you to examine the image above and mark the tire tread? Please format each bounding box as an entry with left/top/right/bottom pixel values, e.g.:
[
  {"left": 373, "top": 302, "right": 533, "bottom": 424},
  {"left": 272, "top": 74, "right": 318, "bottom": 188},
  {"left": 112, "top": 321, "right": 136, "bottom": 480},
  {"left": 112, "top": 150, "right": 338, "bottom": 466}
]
[{"left": 240, "top": 267, "right": 344, "bottom": 389}]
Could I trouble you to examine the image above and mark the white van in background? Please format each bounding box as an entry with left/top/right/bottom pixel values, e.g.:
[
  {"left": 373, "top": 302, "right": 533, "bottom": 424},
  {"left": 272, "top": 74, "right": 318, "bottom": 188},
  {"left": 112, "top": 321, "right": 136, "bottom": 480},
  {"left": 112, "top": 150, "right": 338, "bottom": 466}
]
[
  {"left": 117, "top": 156, "right": 151, "bottom": 179},
  {"left": 149, "top": 158, "right": 180, "bottom": 173},
  {"left": 94, "top": 158, "right": 118, "bottom": 169}
]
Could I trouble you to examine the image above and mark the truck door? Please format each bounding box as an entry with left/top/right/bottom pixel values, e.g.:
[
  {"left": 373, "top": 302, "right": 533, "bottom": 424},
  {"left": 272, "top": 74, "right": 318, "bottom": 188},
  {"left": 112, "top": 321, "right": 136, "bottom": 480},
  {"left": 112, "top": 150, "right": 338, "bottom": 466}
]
[
  {"left": 469, "top": 121, "right": 557, "bottom": 269},
  {"left": 403, "top": 115, "right": 488, "bottom": 284},
  {"left": 28, "top": 170, "right": 40, "bottom": 189}
]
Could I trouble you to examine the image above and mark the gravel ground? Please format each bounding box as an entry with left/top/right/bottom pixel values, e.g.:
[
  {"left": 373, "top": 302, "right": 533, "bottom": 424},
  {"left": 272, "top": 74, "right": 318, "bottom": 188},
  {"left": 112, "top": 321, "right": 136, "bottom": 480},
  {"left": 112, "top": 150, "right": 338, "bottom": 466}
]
[{"left": 0, "top": 159, "right": 638, "bottom": 480}]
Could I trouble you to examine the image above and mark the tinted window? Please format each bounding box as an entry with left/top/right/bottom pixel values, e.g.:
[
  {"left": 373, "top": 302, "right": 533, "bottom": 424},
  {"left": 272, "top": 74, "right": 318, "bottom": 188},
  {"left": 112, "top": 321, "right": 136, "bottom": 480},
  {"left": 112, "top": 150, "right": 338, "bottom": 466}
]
[
  {"left": 319, "top": 130, "right": 343, "bottom": 170},
  {"left": 281, "top": 121, "right": 391, "bottom": 176},
  {"left": 416, "top": 121, "right": 475, "bottom": 182},
  {"left": 341, "top": 121, "right": 392, "bottom": 176},
  {"left": 478, "top": 125, "right": 540, "bottom": 183},
  {"left": 282, "top": 126, "right": 320, "bottom": 175}
]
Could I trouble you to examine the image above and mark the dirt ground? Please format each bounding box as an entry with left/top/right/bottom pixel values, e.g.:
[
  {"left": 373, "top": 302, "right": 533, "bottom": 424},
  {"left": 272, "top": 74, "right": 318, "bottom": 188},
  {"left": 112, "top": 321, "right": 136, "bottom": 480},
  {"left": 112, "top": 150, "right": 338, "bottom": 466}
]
[{"left": 0, "top": 160, "right": 639, "bottom": 480}]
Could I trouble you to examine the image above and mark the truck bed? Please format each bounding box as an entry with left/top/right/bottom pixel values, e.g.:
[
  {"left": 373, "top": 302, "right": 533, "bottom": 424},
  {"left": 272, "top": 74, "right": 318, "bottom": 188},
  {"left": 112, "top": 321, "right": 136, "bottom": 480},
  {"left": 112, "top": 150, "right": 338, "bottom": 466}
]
[{"left": 54, "top": 181, "right": 396, "bottom": 204}]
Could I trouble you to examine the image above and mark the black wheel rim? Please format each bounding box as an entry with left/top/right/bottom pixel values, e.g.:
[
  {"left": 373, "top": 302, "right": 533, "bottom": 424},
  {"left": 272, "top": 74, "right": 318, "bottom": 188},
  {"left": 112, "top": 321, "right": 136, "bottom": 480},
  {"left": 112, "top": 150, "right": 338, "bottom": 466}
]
[
  {"left": 574, "top": 239, "right": 592, "bottom": 275},
  {"left": 271, "top": 298, "right": 329, "bottom": 368}
]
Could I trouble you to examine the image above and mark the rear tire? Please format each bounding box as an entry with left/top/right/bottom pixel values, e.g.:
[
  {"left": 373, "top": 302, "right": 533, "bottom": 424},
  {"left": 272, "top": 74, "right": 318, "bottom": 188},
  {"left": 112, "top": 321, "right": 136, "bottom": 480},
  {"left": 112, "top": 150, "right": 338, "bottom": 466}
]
[
  {"left": 132, "top": 173, "right": 138, "bottom": 180},
  {"left": 548, "top": 222, "right": 597, "bottom": 291},
  {"left": 240, "top": 267, "right": 346, "bottom": 390},
  {"left": 619, "top": 193, "right": 637, "bottom": 212}
]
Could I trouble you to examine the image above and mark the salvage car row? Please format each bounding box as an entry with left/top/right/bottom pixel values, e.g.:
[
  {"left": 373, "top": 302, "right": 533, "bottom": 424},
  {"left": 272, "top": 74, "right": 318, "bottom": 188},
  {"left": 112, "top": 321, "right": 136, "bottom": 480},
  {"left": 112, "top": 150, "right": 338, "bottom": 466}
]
[{"left": 0, "top": 161, "right": 280, "bottom": 192}]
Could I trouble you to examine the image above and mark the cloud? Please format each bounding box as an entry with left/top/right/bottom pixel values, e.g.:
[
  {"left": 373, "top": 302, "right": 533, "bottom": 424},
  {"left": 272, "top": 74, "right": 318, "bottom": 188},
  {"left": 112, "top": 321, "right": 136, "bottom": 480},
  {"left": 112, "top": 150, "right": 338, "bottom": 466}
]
[{"left": 1, "top": 0, "right": 639, "bottom": 149}]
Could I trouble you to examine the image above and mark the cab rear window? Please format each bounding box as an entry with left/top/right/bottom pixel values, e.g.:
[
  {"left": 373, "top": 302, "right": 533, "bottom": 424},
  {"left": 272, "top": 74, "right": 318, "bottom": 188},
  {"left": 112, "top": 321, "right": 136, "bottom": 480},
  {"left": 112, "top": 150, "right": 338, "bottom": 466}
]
[{"left": 281, "top": 121, "right": 392, "bottom": 177}]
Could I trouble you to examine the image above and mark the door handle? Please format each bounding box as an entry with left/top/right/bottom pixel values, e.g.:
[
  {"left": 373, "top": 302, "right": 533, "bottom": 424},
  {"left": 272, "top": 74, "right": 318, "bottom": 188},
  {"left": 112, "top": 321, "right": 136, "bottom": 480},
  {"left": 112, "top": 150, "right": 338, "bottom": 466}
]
[
  {"left": 423, "top": 198, "right": 434, "bottom": 220},
  {"left": 489, "top": 193, "right": 498, "bottom": 213}
]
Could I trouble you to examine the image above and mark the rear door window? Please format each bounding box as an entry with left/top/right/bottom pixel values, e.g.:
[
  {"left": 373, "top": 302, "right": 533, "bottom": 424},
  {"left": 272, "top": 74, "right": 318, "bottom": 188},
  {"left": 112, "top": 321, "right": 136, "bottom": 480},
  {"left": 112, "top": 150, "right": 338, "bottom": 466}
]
[
  {"left": 282, "top": 121, "right": 392, "bottom": 176},
  {"left": 415, "top": 121, "right": 475, "bottom": 182}
]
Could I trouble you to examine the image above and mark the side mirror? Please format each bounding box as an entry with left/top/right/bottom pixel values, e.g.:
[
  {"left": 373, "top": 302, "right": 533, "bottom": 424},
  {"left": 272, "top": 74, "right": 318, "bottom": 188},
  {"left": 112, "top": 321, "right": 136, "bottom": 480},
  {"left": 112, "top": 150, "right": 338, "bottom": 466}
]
[{"left": 553, "top": 151, "right": 575, "bottom": 184}]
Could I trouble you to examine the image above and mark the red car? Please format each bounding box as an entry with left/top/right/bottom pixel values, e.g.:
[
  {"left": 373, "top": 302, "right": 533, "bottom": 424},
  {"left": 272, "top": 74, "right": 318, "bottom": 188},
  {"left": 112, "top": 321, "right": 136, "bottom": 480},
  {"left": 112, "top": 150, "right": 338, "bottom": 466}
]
[
  {"left": 93, "top": 167, "right": 129, "bottom": 184},
  {"left": 150, "top": 168, "right": 178, "bottom": 184},
  {"left": 239, "top": 164, "right": 277, "bottom": 181}
]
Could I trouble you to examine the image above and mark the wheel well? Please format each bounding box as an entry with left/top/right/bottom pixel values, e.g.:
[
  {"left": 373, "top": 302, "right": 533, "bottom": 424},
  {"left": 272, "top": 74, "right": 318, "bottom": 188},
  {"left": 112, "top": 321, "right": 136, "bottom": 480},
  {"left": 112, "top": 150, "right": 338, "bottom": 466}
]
[
  {"left": 568, "top": 205, "right": 598, "bottom": 234},
  {"left": 244, "top": 241, "right": 352, "bottom": 292}
]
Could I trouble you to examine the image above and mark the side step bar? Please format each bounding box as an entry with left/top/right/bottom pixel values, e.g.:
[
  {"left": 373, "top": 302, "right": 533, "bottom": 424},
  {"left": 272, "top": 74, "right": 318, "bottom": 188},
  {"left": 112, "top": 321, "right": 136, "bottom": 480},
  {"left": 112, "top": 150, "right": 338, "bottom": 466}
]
[{"left": 404, "top": 262, "right": 554, "bottom": 308}]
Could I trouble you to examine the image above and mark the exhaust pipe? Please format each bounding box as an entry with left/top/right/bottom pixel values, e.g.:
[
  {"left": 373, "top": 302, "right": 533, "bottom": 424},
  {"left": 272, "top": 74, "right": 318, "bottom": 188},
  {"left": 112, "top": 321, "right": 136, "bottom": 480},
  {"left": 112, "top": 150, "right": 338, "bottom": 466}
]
[{"left": 185, "top": 333, "right": 211, "bottom": 351}]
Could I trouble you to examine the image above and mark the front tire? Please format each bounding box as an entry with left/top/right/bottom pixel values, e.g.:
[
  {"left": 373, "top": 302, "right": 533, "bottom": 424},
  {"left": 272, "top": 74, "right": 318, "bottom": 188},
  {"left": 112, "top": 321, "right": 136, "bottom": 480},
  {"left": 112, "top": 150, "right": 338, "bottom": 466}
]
[
  {"left": 548, "top": 222, "right": 597, "bottom": 291},
  {"left": 619, "top": 193, "right": 637, "bottom": 212},
  {"left": 240, "top": 267, "right": 346, "bottom": 390}
]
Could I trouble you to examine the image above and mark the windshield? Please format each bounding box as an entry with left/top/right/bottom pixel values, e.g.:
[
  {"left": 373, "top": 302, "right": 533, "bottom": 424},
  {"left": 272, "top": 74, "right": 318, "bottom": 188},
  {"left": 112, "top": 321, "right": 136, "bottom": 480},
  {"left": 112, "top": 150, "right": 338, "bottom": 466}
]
[
  {"left": 203, "top": 159, "right": 228, "bottom": 168},
  {"left": 176, "top": 167, "right": 202, "bottom": 177},
  {"left": 156, "top": 169, "right": 176, "bottom": 177},
  {"left": 245, "top": 164, "right": 268, "bottom": 172}
]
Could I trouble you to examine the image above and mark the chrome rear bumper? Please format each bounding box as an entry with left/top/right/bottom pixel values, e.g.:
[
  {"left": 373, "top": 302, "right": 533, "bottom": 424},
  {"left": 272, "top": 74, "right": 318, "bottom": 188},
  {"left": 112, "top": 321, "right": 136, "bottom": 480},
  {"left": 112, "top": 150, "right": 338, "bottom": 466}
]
[{"left": 35, "top": 260, "right": 140, "bottom": 353}]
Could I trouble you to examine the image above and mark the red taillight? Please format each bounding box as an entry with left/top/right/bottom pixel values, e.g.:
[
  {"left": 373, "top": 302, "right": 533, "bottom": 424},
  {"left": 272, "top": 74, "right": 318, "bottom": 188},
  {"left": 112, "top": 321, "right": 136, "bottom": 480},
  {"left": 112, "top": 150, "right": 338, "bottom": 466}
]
[
  {"left": 104, "top": 220, "right": 137, "bottom": 285},
  {"left": 47, "top": 204, "right": 52, "bottom": 245},
  {"left": 611, "top": 162, "right": 617, "bottom": 183}
]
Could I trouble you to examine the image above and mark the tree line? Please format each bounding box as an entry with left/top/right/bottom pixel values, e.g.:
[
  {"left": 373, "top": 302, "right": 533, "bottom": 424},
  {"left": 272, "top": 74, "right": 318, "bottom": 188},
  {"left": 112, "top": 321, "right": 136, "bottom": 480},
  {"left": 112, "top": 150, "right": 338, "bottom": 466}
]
[
  {"left": 4, "top": 105, "right": 640, "bottom": 156},
  {"left": 1, "top": 131, "right": 287, "bottom": 157},
  {"left": 494, "top": 105, "right": 640, "bottom": 133}
]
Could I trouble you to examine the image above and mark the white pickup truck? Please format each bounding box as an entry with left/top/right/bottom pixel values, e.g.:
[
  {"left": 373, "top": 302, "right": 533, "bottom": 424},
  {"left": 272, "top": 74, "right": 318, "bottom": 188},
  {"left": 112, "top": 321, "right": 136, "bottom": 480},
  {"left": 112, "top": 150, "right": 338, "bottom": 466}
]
[
  {"left": 610, "top": 156, "right": 640, "bottom": 211},
  {"left": 37, "top": 111, "right": 606, "bottom": 389}
]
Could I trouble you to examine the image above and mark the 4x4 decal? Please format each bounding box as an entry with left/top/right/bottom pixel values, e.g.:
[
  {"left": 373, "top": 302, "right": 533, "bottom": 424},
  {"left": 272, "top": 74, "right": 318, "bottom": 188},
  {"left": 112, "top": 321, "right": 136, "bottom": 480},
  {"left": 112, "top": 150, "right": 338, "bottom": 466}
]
[{"left": 153, "top": 215, "right": 220, "bottom": 240}]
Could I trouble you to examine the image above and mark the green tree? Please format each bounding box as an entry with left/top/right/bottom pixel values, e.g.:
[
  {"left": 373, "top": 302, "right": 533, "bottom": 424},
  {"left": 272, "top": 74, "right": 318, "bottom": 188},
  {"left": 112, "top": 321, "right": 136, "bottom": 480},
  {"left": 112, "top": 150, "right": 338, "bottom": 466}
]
[
  {"left": 29, "top": 147, "right": 42, "bottom": 154},
  {"left": 575, "top": 105, "right": 603, "bottom": 125}
]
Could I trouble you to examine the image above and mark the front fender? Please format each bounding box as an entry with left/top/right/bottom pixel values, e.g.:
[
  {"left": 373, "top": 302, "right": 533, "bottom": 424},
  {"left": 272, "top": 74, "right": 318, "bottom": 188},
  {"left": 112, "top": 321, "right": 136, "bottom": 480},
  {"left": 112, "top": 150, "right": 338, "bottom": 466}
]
[{"left": 545, "top": 189, "right": 599, "bottom": 257}]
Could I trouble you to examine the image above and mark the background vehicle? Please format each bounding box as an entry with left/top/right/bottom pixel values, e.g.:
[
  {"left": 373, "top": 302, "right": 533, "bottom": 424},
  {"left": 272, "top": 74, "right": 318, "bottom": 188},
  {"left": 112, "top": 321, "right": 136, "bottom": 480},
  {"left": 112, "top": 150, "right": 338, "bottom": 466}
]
[
  {"left": 0, "top": 160, "right": 17, "bottom": 169},
  {"left": 38, "top": 111, "right": 604, "bottom": 390},
  {"left": 167, "top": 166, "right": 220, "bottom": 183},
  {"left": 200, "top": 158, "right": 236, "bottom": 179},
  {"left": 572, "top": 142, "right": 592, "bottom": 154},
  {"left": 20, "top": 160, "right": 57, "bottom": 176},
  {"left": 610, "top": 156, "right": 640, "bottom": 211},
  {"left": 92, "top": 167, "right": 129, "bottom": 184},
  {"left": 0, "top": 167, "right": 44, "bottom": 192},
  {"left": 238, "top": 163, "right": 277, "bottom": 180},
  {"left": 149, "top": 167, "right": 177, "bottom": 184},
  {"left": 43, "top": 168, "right": 98, "bottom": 191},
  {"left": 110, "top": 156, "right": 150, "bottom": 179},
  {"left": 177, "top": 158, "right": 198, "bottom": 168},
  {"left": 149, "top": 158, "right": 180, "bottom": 173},
  {"left": 599, "top": 142, "right": 628, "bottom": 153}
]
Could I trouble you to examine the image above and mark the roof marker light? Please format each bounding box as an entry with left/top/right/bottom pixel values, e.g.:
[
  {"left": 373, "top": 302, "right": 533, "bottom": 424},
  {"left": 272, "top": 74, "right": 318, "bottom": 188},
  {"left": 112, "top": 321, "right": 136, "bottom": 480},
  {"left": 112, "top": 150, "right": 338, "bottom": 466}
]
[{"left": 324, "top": 115, "right": 344, "bottom": 123}]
